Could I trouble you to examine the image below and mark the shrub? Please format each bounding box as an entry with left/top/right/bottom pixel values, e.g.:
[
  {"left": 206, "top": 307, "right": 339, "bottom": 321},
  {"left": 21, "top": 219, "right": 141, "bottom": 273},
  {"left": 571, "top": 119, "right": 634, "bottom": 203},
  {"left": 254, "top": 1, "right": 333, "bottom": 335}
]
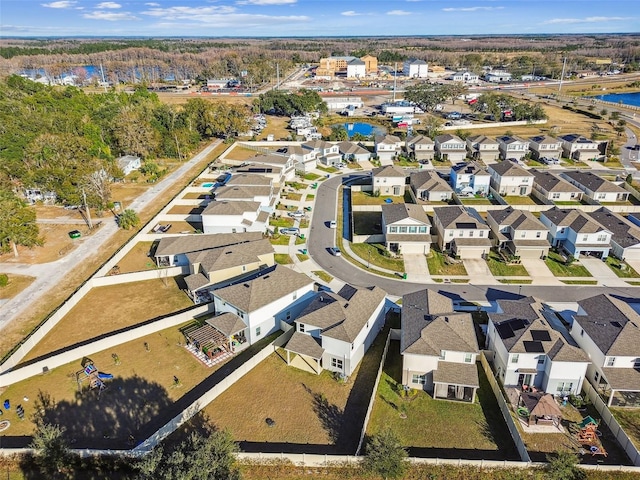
[{"left": 0, "top": 274, "right": 8, "bottom": 287}]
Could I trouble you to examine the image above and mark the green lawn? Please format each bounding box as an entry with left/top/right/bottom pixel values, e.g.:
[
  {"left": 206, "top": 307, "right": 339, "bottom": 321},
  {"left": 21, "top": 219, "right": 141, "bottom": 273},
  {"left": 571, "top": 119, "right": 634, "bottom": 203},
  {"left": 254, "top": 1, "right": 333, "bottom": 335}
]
[
  {"left": 502, "top": 195, "right": 538, "bottom": 205},
  {"left": 396, "top": 158, "right": 419, "bottom": 167},
  {"left": 350, "top": 243, "right": 405, "bottom": 272},
  {"left": 499, "top": 279, "right": 533, "bottom": 284},
  {"left": 274, "top": 254, "right": 293, "bottom": 264},
  {"left": 460, "top": 196, "right": 493, "bottom": 205},
  {"left": 296, "top": 253, "right": 309, "bottom": 262},
  {"left": 367, "top": 341, "right": 517, "bottom": 459},
  {"left": 605, "top": 257, "right": 640, "bottom": 278},
  {"left": 312, "top": 270, "right": 333, "bottom": 283},
  {"left": 426, "top": 249, "right": 468, "bottom": 276},
  {"left": 284, "top": 193, "right": 302, "bottom": 201},
  {"left": 611, "top": 408, "right": 640, "bottom": 449},
  {"left": 269, "top": 235, "right": 291, "bottom": 245},
  {"left": 486, "top": 251, "right": 529, "bottom": 277},
  {"left": 285, "top": 181, "right": 307, "bottom": 190},
  {"left": 316, "top": 166, "right": 338, "bottom": 174},
  {"left": 270, "top": 217, "right": 295, "bottom": 228},
  {"left": 306, "top": 194, "right": 315, "bottom": 199},
  {"left": 544, "top": 251, "right": 592, "bottom": 277},
  {"left": 351, "top": 191, "right": 401, "bottom": 205},
  {"left": 561, "top": 280, "right": 598, "bottom": 285},
  {"left": 295, "top": 236, "right": 306, "bottom": 245},
  {"left": 303, "top": 172, "right": 322, "bottom": 180}
]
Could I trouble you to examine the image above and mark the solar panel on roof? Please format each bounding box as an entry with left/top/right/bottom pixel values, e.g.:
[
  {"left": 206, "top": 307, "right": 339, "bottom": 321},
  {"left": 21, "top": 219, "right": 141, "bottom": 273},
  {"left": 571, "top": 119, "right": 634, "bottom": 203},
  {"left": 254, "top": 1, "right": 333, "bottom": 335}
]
[
  {"left": 523, "top": 341, "right": 545, "bottom": 353},
  {"left": 531, "top": 330, "right": 551, "bottom": 342},
  {"left": 509, "top": 319, "right": 526, "bottom": 331},
  {"left": 455, "top": 222, "right": 477, "bottom": 229},
  {"left": 496, "top": 323, "right": 515, "bottom": 339}
]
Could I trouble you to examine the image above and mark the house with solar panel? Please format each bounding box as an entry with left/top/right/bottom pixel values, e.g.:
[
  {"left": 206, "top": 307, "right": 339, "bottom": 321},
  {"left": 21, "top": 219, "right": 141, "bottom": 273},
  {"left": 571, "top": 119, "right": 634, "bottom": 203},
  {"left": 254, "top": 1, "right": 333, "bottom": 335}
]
[{"left": 486, "top": 297, "right": 589, "bottom": 395}]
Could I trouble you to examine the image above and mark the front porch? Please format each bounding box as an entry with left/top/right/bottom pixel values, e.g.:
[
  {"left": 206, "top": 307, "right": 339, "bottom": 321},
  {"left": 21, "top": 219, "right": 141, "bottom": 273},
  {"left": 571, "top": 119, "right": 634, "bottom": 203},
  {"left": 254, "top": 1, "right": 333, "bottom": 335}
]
[{"left": 432, "top": 362, "right": 479, "bottom": 403}]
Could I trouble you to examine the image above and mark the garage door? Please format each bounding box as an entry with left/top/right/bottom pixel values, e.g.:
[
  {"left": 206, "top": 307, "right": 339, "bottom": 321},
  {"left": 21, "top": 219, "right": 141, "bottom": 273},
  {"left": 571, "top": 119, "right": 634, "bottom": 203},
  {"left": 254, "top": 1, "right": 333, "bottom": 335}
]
[
  {"left": 400, "top": 243, "right": 429, "bottom": 254},
  {"left": 518, "top": 249, "right": 547, "bottom": 259},
  {"left": 623, "top": 248, "right": 640, "bottom": 261},
  {"left": 457, "top": 247, "right": 487, "bottom": 259}
]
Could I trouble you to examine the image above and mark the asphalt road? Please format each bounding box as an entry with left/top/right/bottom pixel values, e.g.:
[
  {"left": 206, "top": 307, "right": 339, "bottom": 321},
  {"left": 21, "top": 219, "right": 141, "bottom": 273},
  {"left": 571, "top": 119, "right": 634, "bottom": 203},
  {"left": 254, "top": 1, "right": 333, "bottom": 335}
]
[{"left": 308, "top": 173, "right": 640, "bottom": 303}]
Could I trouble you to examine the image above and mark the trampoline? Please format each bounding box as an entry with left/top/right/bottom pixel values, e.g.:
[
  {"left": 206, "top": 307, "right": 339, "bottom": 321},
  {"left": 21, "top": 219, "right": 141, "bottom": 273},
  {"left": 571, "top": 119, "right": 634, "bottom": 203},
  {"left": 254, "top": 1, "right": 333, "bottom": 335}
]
[{"left": 0, "top": 420, "right": 10, "bottom": 432}]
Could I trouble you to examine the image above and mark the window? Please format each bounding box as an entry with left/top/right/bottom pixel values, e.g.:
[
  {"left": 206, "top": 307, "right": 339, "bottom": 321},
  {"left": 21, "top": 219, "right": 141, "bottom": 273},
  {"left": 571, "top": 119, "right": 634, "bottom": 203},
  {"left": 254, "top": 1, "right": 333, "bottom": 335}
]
[
  {"left": 520, "top": 231, "right": 526, "bottom": 238},
  {"left": 449, "top": 231, "right": 454, "bottom": 237},
  {"left": 419, "top": 226, "right": 428, "bottom": 233},
  {"left": 606, "top": 357, "right": 615, "bottom": 367},
  {"left": 351, "top": 343, "right": 354, "bottom": 350},
  {"left": 597, "top": 234, "right": 607, "bottom": 242},
  {"left": 412, "top": 374, "right": 426, "bottom": 385},
  {"left": 560, "top": 228, "right": 565, "bottom": 234},
  {"left": 511, "top": 354, "right": 519, "bottom": 364},
  {"left": 242, "top": 265, "right": 246, "bottom": 272},
  {"left": 464, "top": 353, "right": 473, "bottom": 363},
  {"left": 408, "top": 226, "right": 417, "bottom": 234},
  {"left": 582, "top": 235, "right": 588, "bottom": 241},
  {"left": 469, "top": 231, "right": 474, "bottom": 237},
  {"left": 597, "top": 193, "right": 606, "bottom": 200},
  {"left": 332, "top": 358, "right": 343, "bottom": 370},
  {"left": 580, "top": 329, "right": 584, "bottom": 337},
  {"left": 389, "top": 226, "right": 398, "bottom": 233},
  {"left": 286, "top": 310, "right": 291, "bottom": 321},
  {"left": 536, "top": 231, "right": 542, "bottom": 238},
  {"left": 458, "top": 231, "right": 463, "bottom": 237},
  {"left": 552, "top": 193, "right": 560, "bottom": 199},
  {"left": 634, "top": 358, "right": 640, "bottom": 368},
  {"left": 439, "top": 350, "right": 446, "bottom": 360},
  {"left": 298, "top": 323, "right": 305, "bottom": 333},
  {"left": 594, "top": 371, "right": 600, "bottom": 382},
  {"left": 399, "top": 226, "right": 408, "bottom": 233},
  {"left": 556, "top": 382, "right": 573, "bottom": 393},
  {"left": 538, "top": 355, "right": 545, "bottom": 365},
  {"left": 479, "top": 231, "right": 484, "bottom": 237},
  {"left": 255, "top": 326, "right": 261, "bottom": 337},
  {"left": 293, "top": 291, "right": 297, "bottom": 300}
]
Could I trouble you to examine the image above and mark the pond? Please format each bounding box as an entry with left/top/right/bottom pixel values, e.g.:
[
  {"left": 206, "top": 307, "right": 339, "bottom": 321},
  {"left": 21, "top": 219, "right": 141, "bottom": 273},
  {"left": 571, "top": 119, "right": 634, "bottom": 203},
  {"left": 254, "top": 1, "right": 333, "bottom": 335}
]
[
  {"left": 590, "top": 91, "right": 640, "bottom": 108},
  {"left": 333, "top": 122, "right": 386, "bottom": 139}
]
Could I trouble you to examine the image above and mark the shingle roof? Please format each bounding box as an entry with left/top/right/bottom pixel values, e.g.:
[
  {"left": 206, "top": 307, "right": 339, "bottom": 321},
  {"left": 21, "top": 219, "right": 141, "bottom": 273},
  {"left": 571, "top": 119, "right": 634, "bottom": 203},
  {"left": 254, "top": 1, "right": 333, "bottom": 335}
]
[
  {"left": 488, "top": 207, "right": 547, "bottom": 232},
  {"left": 433, "top": 362, "right": 479, "bottom": 388},
  {"left": 435, "top": 134, "right": 464, "bottom": 145},
  {"left": 489, "top": 161, "right": 533, "bottom": 177},
  {"left": 372, "top": 165, "right": 406, "bottom": 178},
  {"left": 601, "top": 368, "right": 640, "bottom": 391},
  {"left": 574, "top": 294, "right": 640, "bottom": 356},
  {"left": 155, "top": 232, "right": 263, "bottom": 257},
  {"left": 563, "top": 171, "right": 627, "bottom": 193},
  {"left": 202, "top": 200, "right": 261, "bottom": 216},
  {"left": 337, "top": 141, "right": 370, "bottom": 156},
  {"left": 214, "top": 185, "right": 272, "bottom": 199},
  {"left": 531, "top": 170, "right": 583, "bottom": 194},
  {"left": 184, "top": 272, "right": 209, "bottom": 292},
  {"left": 284, "top": 331, "right": 325, "bottom": 359},
  {"left": 497, "top": 135, "right": 528, "bottom": 145},
  {"left": 250, "top": 153, "right": 292, "bottom": 166},
  {"left": 226, "top": 174, "right": 272, "bottom": 186},
  {"left": 375, "top": 134, "right": 402, "bottom": 145},
  {"left": 451, "top": 161, "right": 490, "bottom": 176},
  {"left": 401, "top": 289, "right": 478, "bottom": 356},
  {"left": 588, "top": 208, "right": 640, "bottom": 248},
  {"left": 433, "top": 205, "right": 489, "bottom": 230},
  {"left": 213, "top": 265, "right": 313, "bottom": 313},
  {"left": 467, "top": 135, "right": 499, "bottom": 146},
  {"left": 206, "top": 312, "right": 247, "bottom": 336},
  {"left": 185, "top": 238, "right": 273, "bottom": 273},
  {"left": 409, "top": 171, "right": 453, "bottom": 194},
  {"left": 406, "top": 135, "right": 434, "bottom": 147},
  {"left": 529, "top": 135, "right": 561, "bottom": 146},
  {"left": 541, "top": 207, "right": 607, "bottom": 234},
  {"left": 381, "top": 203, "right": 431, "bottom": 226}
]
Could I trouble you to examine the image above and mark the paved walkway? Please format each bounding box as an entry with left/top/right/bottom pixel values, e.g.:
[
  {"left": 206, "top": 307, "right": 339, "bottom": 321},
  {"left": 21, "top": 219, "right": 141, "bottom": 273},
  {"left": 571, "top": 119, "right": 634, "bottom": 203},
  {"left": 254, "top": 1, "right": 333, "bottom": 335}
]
[
  {"left": 463, "top": 259, "right": 498, "bottom": 284},
  {"left": 579, "top": 257, "right": 629, "bottom": 287},
  {"left": 520, "top": 258, "right": 563, "bottom": 286},
  {"left": 402, "top": 253, "right": 431, "bottom": 282}
]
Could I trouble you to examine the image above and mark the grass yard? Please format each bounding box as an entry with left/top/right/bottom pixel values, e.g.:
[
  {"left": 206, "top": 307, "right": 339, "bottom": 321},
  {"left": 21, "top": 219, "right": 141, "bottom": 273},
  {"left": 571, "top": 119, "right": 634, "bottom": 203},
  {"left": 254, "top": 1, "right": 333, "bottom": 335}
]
[
  {"left": 166, "top": 205, "right": 203, "bottom": 215},
  {"left": 284, "top": 193, "right": 302, "bottom": 201},
  {"left": 269, "top": 235, "right": 291, "bottom": 246},
  {"left": 316, "top": 166, "right": 337, "bottom": 174},
  {"left": 611, "top": 408, "right": 640, "bottom": 450},
  {"left": 545, "top": 251, "right": 592, "bottom": 277},
  {"left": 202, "top": 330, "right": 387, "bottom": 452},
  {"left": 114, "top": 241, "right": 156, "bottom": 274},
  {"left": 225, "top": 145, "right": 266, "bottom": 161},
  {"left": 0, "top": 322, "right": 215, "bottom": 449},
  {"left": 499, "top": 279, "right": 533, "bottom": 284},
  {"left": 426, "top": 249, "right": 468, "bottom": 276},
  {"left": 270, "top": 217, "right": 295, "bottom": 229},
  {"left": 0, "top": 274, "right": 35, "bottom": 300},
  {"left": 22, "top": 278, "right": 193, "bottom": 362},
  {"left": 562, "top": 280, "right": 599, "bottom": 285},
  {"left": 351, "top": 191, "right": 400, "bottom": 205},
  {"left": 502, "top": 195, "right": 540, "bottom": 206},
  {"left": 295, "top": 236, "right": 306, "bottom": 245},
  {"left": 353, "top": 212, "right": 382, "bottom": 236},
  {"left": 312, "top": 270, "right": 333, "bottom": 283},
  {"left": 367, "top": 341, "right": 517, "bottom": 460},
  {"left": 350, "top": 243, "right": 404, "bottom": 272},
  {"left": 306, "top": 194, "right": 315, "bottom": 200},
  {"left": 486, "top": 251, "right": 530, "bottom": 277},
  {"left": 285, "top": 181, "right": 307, "bottom": 191},
  {"left": 460, "top": 196, "right": 493, "bottom": 205},
  {"left": 303, "top": 172, "right": 323, "bottom": 180},
  {"left": 296, "top": 253, "right": 309, "bottom": 262},
  {"left": 605, "top": 257, "right": 640, "bottom": 278},
  {"left": 275, "top": 254, "right": 293, "bottom": 264}
]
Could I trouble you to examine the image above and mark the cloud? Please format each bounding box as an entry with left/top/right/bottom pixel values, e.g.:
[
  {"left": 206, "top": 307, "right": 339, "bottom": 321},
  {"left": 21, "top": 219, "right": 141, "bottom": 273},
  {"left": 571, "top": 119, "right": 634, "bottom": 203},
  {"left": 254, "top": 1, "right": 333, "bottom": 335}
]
[
  {"left": 96, "top": 2, "right": 121, "bottom": 8},
  {"left": 442, "top": 6, "right": 504, "bottom": 12},
  {"left": 237, "top": 0, "right": 296, "bottom": 4},
  {"left": 387, "top": 10, "right": 411, "bottom": 16},
  {"left": 144, "top": 2, "right": 160, "bottom": 5},
  {"left": 83, "top": 10, "right": 138, "bottom": 20},
  {"left": 143, "top": 5, "right": 237, "bottom": 18},
  {"left": 141, "top": 6, "right": 309, "bottom": 27},
  {"left": 41, "top": 1, "right": 77, "bottom": 8},
  {"left": 544, "top": 16, "right": 628, "bottom": 25},
  {"left": 341, "top": 11, "right": 362, "bottom": 16}
]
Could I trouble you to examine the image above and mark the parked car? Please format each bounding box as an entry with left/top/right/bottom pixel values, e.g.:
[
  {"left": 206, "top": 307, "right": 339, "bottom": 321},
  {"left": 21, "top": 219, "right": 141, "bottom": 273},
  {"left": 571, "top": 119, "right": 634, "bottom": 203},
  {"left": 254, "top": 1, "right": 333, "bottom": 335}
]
[
  {"left": 329, "top": 220, "right": 337, "bottom": 229},
  {"left": 68, "top": 230, "right": 81, "bottom": 239},
  {"left": 329, "top": 247, "right": 342, "bottom": 256},
  {"left": 288, "top": 211, "right": 305, "bottom": 218},
  {"left": 280, "top": 228, "right": 300, "bottom": 235}
]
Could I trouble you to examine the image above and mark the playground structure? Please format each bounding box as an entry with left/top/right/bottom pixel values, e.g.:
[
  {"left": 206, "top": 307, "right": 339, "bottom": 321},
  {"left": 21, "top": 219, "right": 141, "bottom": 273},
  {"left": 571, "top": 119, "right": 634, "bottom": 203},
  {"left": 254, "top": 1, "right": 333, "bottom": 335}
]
[
  {"left": 576, "top": 416, "right": 608, "bottom": 457},
  {"left": 75, "top": 358, "right": 114, "bottom": 395}
]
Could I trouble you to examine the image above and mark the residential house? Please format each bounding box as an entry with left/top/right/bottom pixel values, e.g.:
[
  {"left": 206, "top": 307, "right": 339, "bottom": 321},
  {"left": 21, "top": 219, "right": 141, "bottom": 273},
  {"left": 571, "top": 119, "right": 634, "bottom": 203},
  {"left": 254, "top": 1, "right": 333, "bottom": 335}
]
[
  {"left": 381, "top": 203, "right": 432, "bottom": 254},
  {"left": 449, "top": 161, "right": 491, "bottom": 196},
  {"left": 374, "top": 134, "right": 403, "bottom": 161},
  {"left": 561, "top": 171, "right": 629, "bottom": 203},
  {"left": 571, "top": 294, "right": 640, "bottom": 406},
  {"left": 530, "top": 170, "right": 583, "bottom": 203},
  {"left": 488, "top": 161, "right": 534, "bottom": 197},
  {"left": 432, "top": 205, "right": 491, "bottom": 258},
  {"left": 212, "top": 265, "right": 316, "bottom": 345},
  {"left": 233, "top": 162, "right": 285, "bottom": 187},
  {"left": 528, "top": 135, "right": 563, "bottom": 160},
  {"left": 486, "top": 297, "right": 589, "bottom": 395},
  {"left": 346, "top": 58, "right": 366, "bottom": 79},
  {"left": 405, "top": 135, "right": 435, "bottom": 162},
  {"left": 284, "top": 285, "right": 387, "bottom": 376},
  {"left": 409, "top": 171, "right": 454, "bottom": 203},
  {"left": 116, "top": 155, "right": 141, "bottom": 176},
  {"left": 372, "top": 165, "right": 406, "bottom": 196},
  {"left": 401, "top": 289, "right": 479, "bottom": 402},
  {"left": 487, "top": 207, "right": 550, "bottom": 259},
  {"left": 201, "top": 200, "right": 269, "bottom": 235},
  {"left": 560, "top": 134, "right": 604, "bottom": 161},
  {"left": 213, "top": 185, "right": 274, "bottom": 211},
  {"left": 466, "top": 135, "right": 500, "bottom": 162},
  {"left": 587, "top": 208, "right": 640, "bottom": 261},
  {"left": 450, "top": 71, "right": 479, "bottom": 84},
  {"left": 337, "top": 141, "right": 371, "bottom": 163},
  {"left": 497, "top": 135, "right": 530, "bottom": 161},
  {"left": 540, "top": 207, "right": 612, "bottom": 259},
  {"left": 302, "top": 140, "right": 342, "bottom": 167},
  {"left": 277, "top": 145, "right": 317, "bottom": 172},
  {"left": 484, "top": 71, "right": 512, "bottom": 83},
  {"left": 403, "top": 59, "right": 428, "bottom": 78},
  {"left": 435, "top": 134, "right": 467, "bottom": 163}
]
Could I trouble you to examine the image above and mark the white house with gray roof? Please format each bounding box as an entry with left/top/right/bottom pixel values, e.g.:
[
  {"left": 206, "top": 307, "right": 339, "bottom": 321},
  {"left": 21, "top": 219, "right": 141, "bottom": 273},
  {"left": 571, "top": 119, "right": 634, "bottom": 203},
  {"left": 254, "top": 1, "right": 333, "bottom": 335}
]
[
  {"left": 212, "top": 265, "right": 316, "bottom": 346},
  {"left": 374, "top": 134, "right": 403, "bottom": 161},
  {"left": 466, "top": 135, "right": 500, "bottom": 162},
  {"left": 403, "top": 59, "right": 428, "bottom": 78},
  {"left": 409, "top": 170, "right": 453, "bottom": 203},
  {"left": 302, "top": 140, "right": 342, "bottom": 167},
  {"left": 381, "top": 203, "right": 432, "bottom": 254},
  {"left": 570, "top": 294, "right": 640, "bottom": 406},
  {"left": 540, "top": 207, "right": 612, "bottom": 259},
  {"left": 201, "top": 200, "right": 269, "bottom": 235},
  {"left": 337, "top": 141, "right": 371, "bottom": 163},
  {"left": 497, "top": 135, "right": 530, "bottom": 161},
  {"left": 401, "top": 289, "right": 480, "bottom": 402},
  {"left": 116, "top": 155, "right": 141, "bottom": 176},
  {"left": 588, "top": 208, "right": 640, "bottom": 261},
  {"left": 530, "top": 170, "right": 583, "bottom": 203},
  {"left": 559, "top": 134, "right": 604, "bottom": 161},
  {"left": 372, "top": 165, "right": 406, "bottom": 196},
  {"left": 528, "top": 135, "right": 563, "bottom": 160},
  {"left": 432, "top": 205, "right": 491, "bottom": 258},
  {"left": 405, "top": 135, "right": 435, "bottom": 162},
  {"left": 284, "top": 285, "right": 386, "bottom": 376},
  {"left": 560, "top": 171, "right": 629, "bottom": 203},
  {"left": 435, "top": 134, "right": 467, "bottom": 163},
  {"left": 488, "top": 161, "right": 534, "bottom": 197},
  {"left": 487, "top": 207, "right": 550, "bottom": 259},
  {"left": 449, "top": 161, "right": 491, "bottom": 196},
  {"left": 277, "top": 145, "right": 317, "bottom": 172},
  {"left": 487, "top": 297, "right": 589, "bottom": 395}
]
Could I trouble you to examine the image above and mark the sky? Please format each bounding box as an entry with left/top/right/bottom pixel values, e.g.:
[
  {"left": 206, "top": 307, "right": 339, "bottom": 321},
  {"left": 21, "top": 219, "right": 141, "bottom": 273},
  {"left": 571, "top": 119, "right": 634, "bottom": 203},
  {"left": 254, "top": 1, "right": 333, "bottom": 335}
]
[{"left": 1, "top": 0, "right": 637, "bottom": 37}]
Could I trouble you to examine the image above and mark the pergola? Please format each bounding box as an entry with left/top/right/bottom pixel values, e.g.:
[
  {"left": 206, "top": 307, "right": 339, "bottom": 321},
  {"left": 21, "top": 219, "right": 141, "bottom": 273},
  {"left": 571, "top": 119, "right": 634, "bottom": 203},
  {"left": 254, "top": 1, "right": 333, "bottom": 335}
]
[
  {"left": 183, "top": 323, "right": 228, "bottom": 357},
  {"left": 520, "top": 392, "right": 562, "bottom": 428},
  {"left": 283, "top": 331, "right": 325, "bottom": 375}
]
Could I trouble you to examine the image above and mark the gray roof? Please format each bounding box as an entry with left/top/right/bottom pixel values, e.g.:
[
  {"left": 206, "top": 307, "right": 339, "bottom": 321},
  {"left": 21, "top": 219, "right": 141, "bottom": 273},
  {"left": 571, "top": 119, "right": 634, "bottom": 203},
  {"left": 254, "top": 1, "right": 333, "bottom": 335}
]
[
  {"left": 226, "top": 174, "right": 272, "bottom": 186},
  {"left": 337, "top": 141, "right": 370, "bottom": 156},
  {"left": 234, "top": 163, "right": 283, "bottom": 175},
  {"left": 406, "top": 135, "right": 434, "bottom": 147},
  {"left": 433, "top": 362, "right": 480, "bottom": 388},
  {"left": 372, "top": 165, "right": 406, "bottom": 178},
  {"left": 202, "top": 200, "right": 261, "bottom": 216},
  {"left": 213, "top": 265, "right": 313, "bottom": 313},
  {"left": 401, "top": 289, "right": 479, "bottom": 356},
  {"left": 185, "top": 238, "right": 273, "bottom": 273},
  {"left": 467, "top": 135, "right": 499, "bottom": 149},
  {"left": 489, "top": 297, "right": 588, "bottom": 362},
  {"left": 489, "top": 161, "right": 533, "bottom": 177},
  {"left": 541, "top": 207, "right": 607, "bottom": 234},
  {"left": 385, "top": 233, "right": 432, "bottom": 243},
  {"left": 529, "top": 135, "right": 561, "bottom": 146},
  {"left": 588, "top": 208, "right": 640, "bottom": 248},
  {"left": 451, "top": 161, "right": 490, "bottom": 176},
  {"left": 531, "top": 170, "right": 583, "bottom": 194},
  {"left": 488, "top": 207, "right": 547, "bottom": 232},
  {"left": 410, "top": 171, "right": 453, "bottom": 194},
  {"left": 284, "top": 331, "right": 325, "bottom": 359},
  {"left": 406, "top": 58, "right": 427, "bottom": 65},
  {"left": 294, "top": 285, "right": 387, "bottom": 343},
  {"left": 155, "top": 232, "right": 263, "bottom": 257},
  {"left": 214, "top": 185, "right": 272, "bottom": 199},
  {"left": 117, "top": 155, "right": 140, "bottom": 168},
  {"left": 601, "top": 368, "right": 640, "bottom": 391},
  {"left": 433, "top": 205, "right": 489, "bottom": 231},
  {"left": 560, "top": 133, "right": 599, "bottom": 146},
  {"left": 435, "top": 133, "right": 464, "bottom": 145},
  {"left": 451, "top": 237, "right": 492, "bottom": 247},
  {"left": 206, "top": 312, "right": 247, "bottom": 336},
  {"left": 249, "top": 153, "right": 291, "bottom": 166},
  {"left": 348, "top": 58, "right": 366, "bottom": 65},
  {"left": 382, "top": 203, "right": 431, "bottom": 226},
  {"left": 184, "top": 272, "right": 210, "bottom": 292},
  {"left": 562, "top": 171, "right": 627, "bottom": 193},
  {"left": 497, "top": 135, "right": 528, "bottom": 145},
  {"left": 375, "top": 134, "right": 402, "bottom": 145},
  {"left": 574, "top": 294, "right": 640, "bottom": 356}
]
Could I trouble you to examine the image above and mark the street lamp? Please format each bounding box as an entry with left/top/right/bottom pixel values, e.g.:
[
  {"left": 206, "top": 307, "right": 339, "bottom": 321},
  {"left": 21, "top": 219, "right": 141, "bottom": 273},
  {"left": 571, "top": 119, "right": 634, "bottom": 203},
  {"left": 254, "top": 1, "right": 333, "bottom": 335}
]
[
  {"left": 518, "top": 284, "right": 523, "bottom": 296},
  {"left": 368, "top": 249, "right": 371, "bottom": 269}
]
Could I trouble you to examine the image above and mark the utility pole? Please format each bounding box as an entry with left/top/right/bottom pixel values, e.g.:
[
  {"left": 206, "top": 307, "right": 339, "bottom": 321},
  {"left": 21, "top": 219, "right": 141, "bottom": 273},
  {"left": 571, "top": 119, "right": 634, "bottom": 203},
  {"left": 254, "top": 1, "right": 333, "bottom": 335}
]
[
  {"left": 392, "top": 62, "right": 398, "bottom": 103},
  {"left": 275, "top": 63, "right": 280, "bottom": 91},
  {"left": 558, "top": 57, "right": 567, "bottom": 94},
  {"left": 82, "top": 188, "right": 93, "bottom": 229}
]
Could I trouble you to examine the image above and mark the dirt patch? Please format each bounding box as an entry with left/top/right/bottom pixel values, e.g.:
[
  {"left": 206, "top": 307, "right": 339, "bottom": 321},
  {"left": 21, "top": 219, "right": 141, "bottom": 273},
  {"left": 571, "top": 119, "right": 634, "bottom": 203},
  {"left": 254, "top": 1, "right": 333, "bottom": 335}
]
[
  {"left": 114, "top": 241, "right": 156, "bottom": 274},
  {"left": 0, "top": 274, "right": 36, "bottom": 300}
]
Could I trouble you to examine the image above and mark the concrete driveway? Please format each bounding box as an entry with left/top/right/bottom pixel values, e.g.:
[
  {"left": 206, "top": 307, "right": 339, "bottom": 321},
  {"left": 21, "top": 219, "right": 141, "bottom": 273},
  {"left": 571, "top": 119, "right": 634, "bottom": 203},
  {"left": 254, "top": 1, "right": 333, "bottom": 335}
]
[
  {"left": 462, "top": 259, "right": 497, "bottom": 284},
  {"left": 520, "top": 258, "right": 563, "bottom": 285},
  {"left": 579, "top": 257, "right": 629, "bottom": 287},
  {"left": 403, "top": 253, "right": 430, "bottom": 282}
]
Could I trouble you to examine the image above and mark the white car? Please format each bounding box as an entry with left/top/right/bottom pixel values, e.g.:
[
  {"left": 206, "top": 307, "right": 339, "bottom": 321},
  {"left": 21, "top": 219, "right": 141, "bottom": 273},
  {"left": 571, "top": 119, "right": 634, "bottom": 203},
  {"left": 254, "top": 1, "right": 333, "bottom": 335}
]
[
  {"left": 329, "top": 220, "right": 337, "bottom": 229},
  {"left": 330, "top": 247, "right": 342, "bottom": 256},
  {"left": 288, "top": 211, "right": 305, "bottom": 218}
]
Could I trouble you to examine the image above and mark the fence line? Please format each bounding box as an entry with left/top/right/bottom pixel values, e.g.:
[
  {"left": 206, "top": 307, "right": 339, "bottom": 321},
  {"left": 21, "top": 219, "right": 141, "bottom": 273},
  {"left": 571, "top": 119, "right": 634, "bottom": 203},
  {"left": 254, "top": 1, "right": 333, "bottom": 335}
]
[
  {"left": 479, "top": 353, "right": 531, "bottom": 463},
  {"left": 583, "top": 382, "right": 640, "bottom": 466},
  {"left": 355, "top": 330, "right": 392, "bottom": 456}
]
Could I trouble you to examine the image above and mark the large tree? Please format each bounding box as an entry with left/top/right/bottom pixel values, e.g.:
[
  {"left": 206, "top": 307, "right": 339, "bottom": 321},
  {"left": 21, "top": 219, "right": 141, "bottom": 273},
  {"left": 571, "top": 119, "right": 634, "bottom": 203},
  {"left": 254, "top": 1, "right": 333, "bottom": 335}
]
[
  {"left": 30, "top": 423, "right": 74, "bottom": 479},
  {"left": 361, "top": 428, "right": 408, "bottom": 480},
  {"left": 0, "top": 188, "right": 41, "bottom": 257}
]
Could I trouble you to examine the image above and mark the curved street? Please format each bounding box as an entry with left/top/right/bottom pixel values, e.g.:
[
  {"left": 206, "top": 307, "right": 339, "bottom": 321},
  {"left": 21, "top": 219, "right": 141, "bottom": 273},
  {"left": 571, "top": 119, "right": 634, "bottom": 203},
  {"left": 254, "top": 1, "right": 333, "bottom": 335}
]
[{"left": 307, "top": 173, "right": 640, "bottom": 302}]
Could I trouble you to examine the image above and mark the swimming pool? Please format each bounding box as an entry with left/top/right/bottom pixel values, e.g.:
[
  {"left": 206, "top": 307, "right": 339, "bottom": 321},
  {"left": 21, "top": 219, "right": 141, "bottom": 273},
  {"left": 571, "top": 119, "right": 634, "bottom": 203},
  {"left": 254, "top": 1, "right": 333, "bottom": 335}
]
[{"left": 201, "top": 182, "right": 215, "bottom": 188}]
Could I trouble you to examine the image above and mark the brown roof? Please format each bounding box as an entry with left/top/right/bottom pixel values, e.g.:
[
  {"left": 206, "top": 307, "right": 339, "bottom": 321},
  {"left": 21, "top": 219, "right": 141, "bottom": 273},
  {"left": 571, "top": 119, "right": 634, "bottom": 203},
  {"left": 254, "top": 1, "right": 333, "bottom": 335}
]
[
  {"left": 432, "top": 361, "right": 479, "bottom": 388},
  {"left": 155, "top": 232, "right": 263, "bottom": 257},
  {"left": 226, "top": 174, "right": 272, "bottom": 186},
  {"left": 488, "top": 207, "right": 547, "bottom": 232},
  {"left": 409, "top": 171, "right": 453, "bottom": 194},
  {"left": 206, "top": 312, "right": 247, "bottom": 336},
  {"left": 186, "top": 238, "right": 274, "bottom": 273},
  {"left": 372, "top": 165, "right": 406, "bottom": 178},
  {"left": 184, "top": 272, "right": 210, "bottom": 292},
  {"left": 213, "top": 265, "right": 313, "bottom": 313},
  {"left": 385, "top": 233, "right": 432, "bottom": 243},
  {"left": 601, "top": 367, "right": 640, "bottom": 391},
  {"left": 284, "top": 331, "right": 325, "bottom": 359},
  {"left": 202, "top": 200, "right": 261, "bottom": 216},
  {"left": 489, "top": 161, "right": 533, "bottom": 178},
  {"left": 382, "top": 203, "right": 431, "bottom": 225},
  {"left": 214, "top": 185, "right": 272, "bottom": 199},
  {"left": 521, "top": 392, "right": 562, "bottom": 417},
  {"left": 451, "top": 237, "right": 492, "bottom": 247}
]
